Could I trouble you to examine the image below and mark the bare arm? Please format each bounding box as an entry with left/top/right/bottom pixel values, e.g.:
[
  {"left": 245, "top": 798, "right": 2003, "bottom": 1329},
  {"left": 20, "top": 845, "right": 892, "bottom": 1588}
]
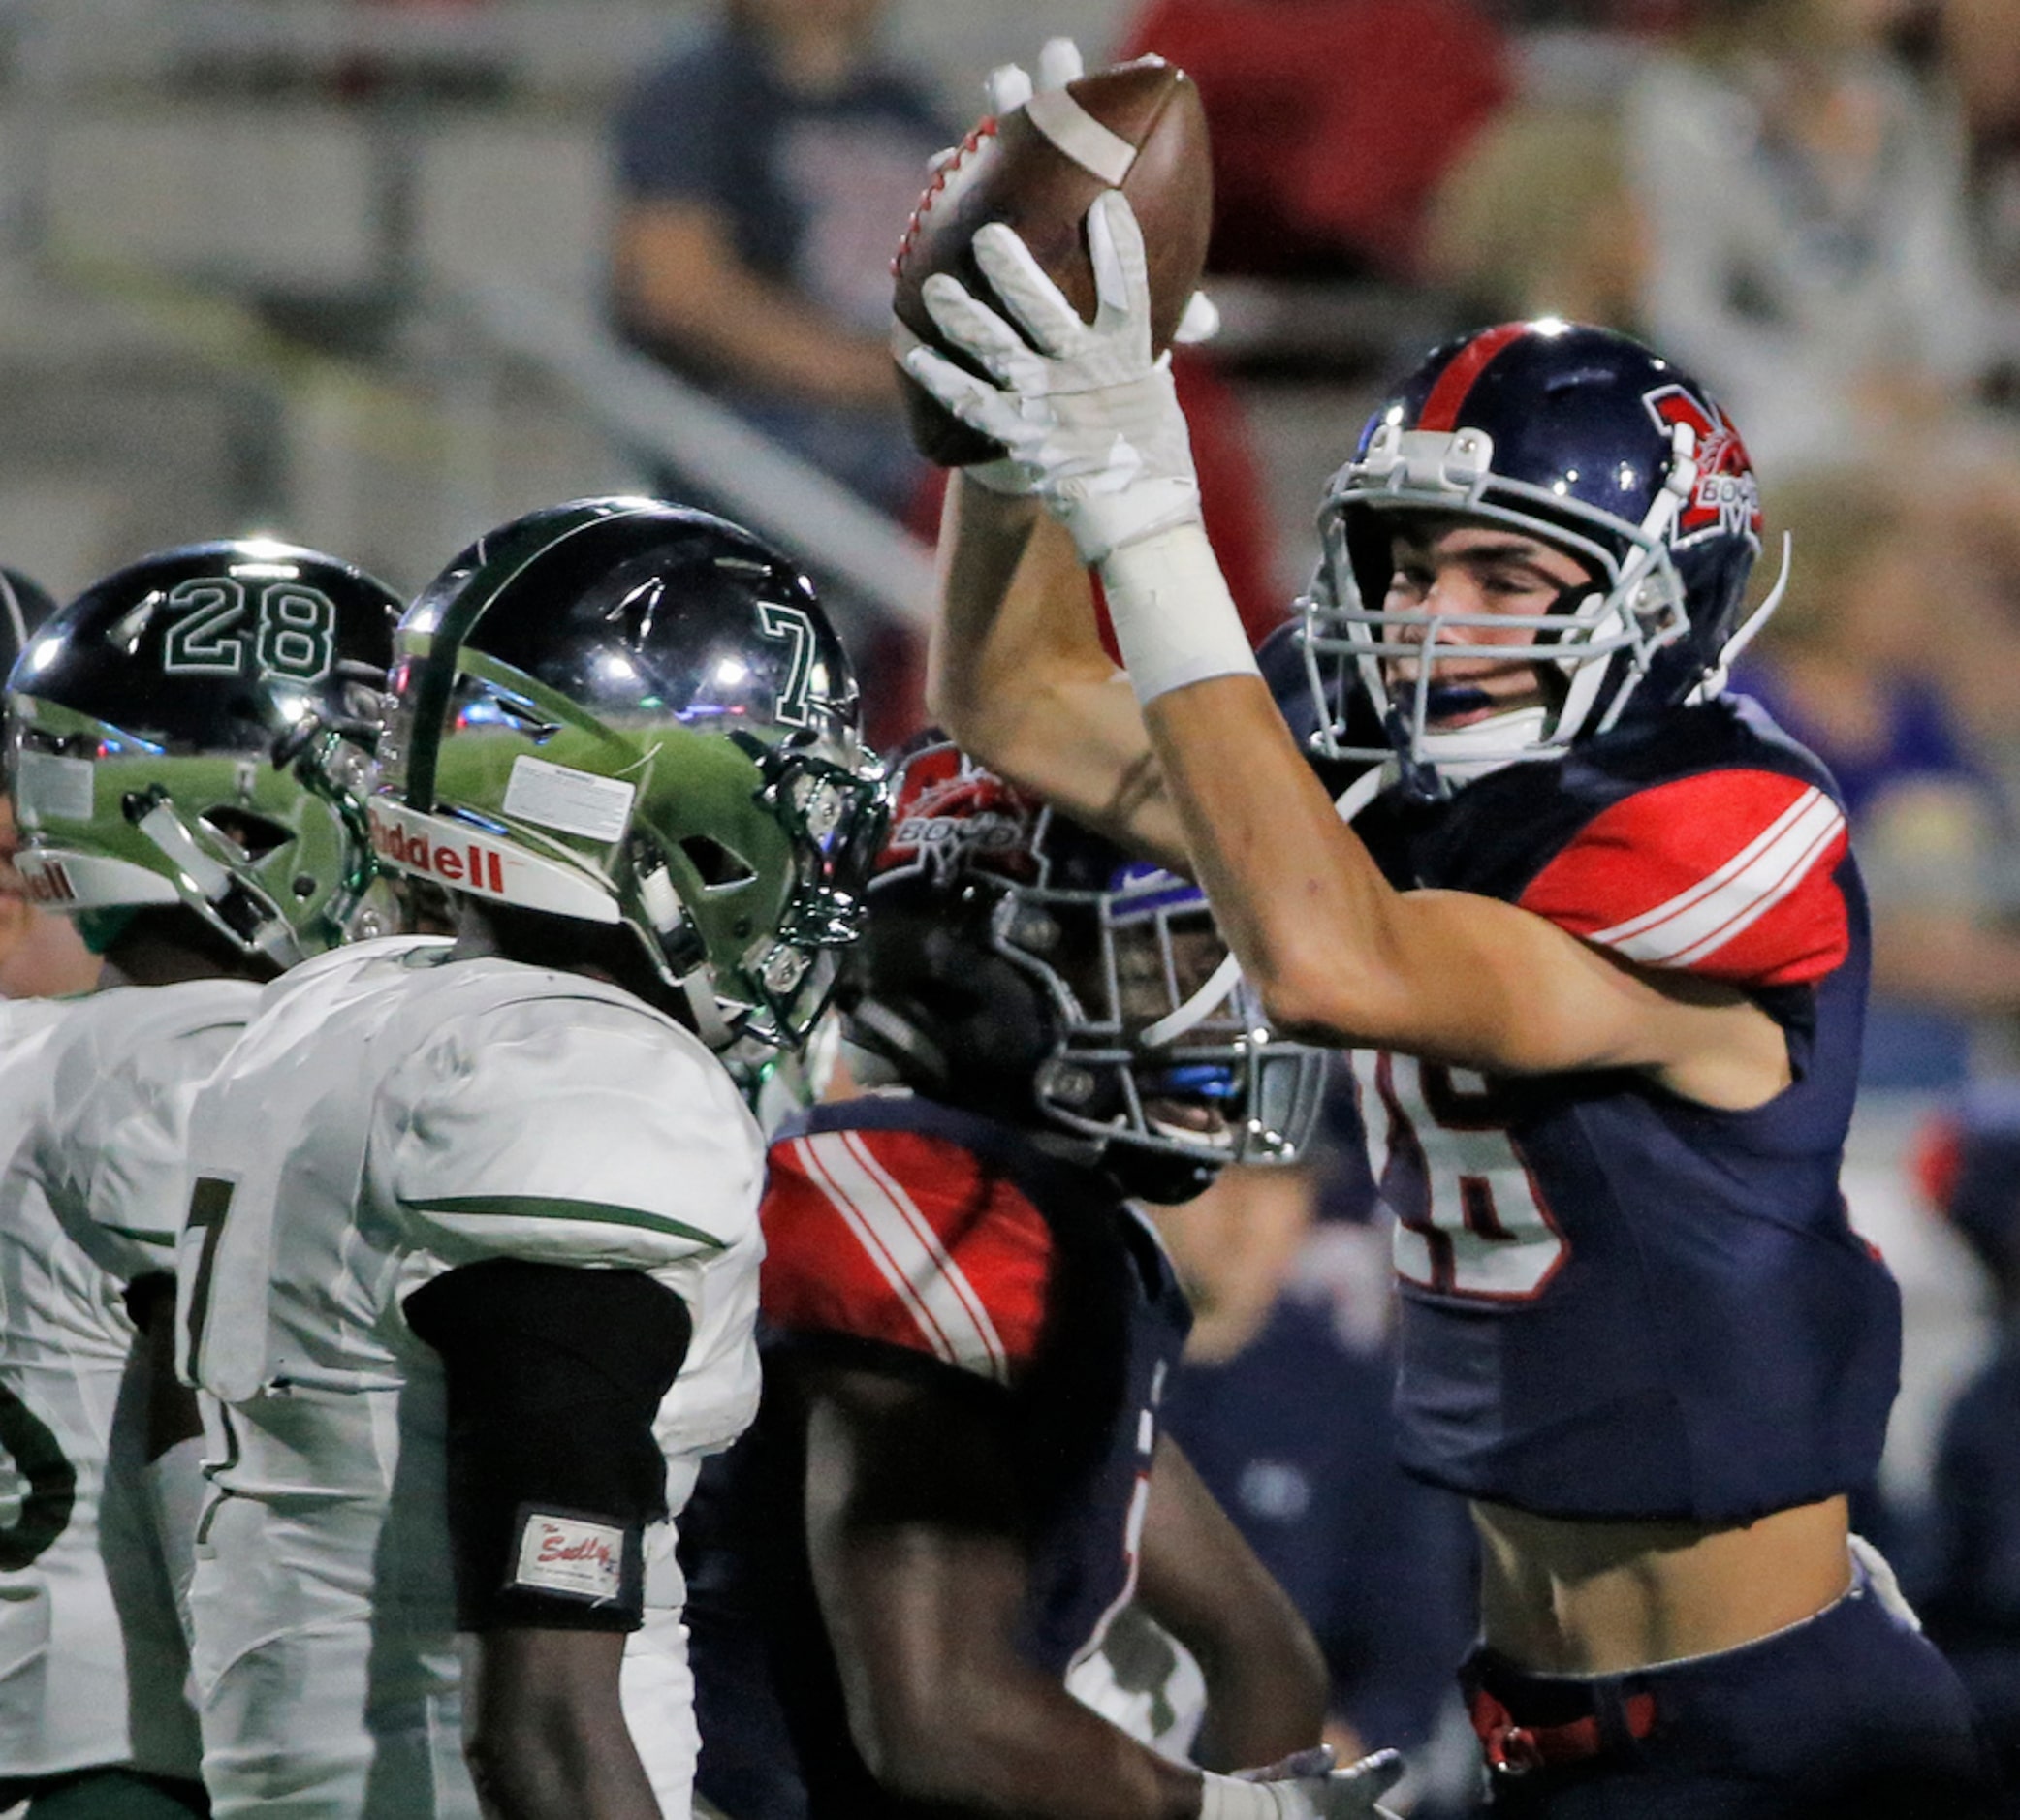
[
  {"left": 615, "top": 199, "right": 898, "bottom": 409},
  {"left": 462, "top": 1629, "right": 661, "bottom": 1820},
  {"left": 805, "top": 1361, "right": 1207, "bottom": 1820},
  {"left": 927, "top": 476, "right": 1191, "bottom": 872},
  {"left": 1134, "top": 1437, "right": 1328, "bottom": 1772},
  {"left": 1141, "top": 675, "right": 1791, "bottom": 1103}
]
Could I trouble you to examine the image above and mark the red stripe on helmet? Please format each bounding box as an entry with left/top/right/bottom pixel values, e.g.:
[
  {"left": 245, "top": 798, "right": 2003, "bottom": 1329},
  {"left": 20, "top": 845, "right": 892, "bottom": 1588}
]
[{"left": 1417, "top": 323, "right": 1531, "bottom": 432}]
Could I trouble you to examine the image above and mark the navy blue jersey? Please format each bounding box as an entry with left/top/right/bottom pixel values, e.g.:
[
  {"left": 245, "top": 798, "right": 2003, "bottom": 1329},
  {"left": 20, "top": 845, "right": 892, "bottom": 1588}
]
[
  {"left": 1352, "top": 696, "right": 1901, "bottom": 1522},
  {"left": 682, "top": 1095, "right": 1191, "bottom": 1820}
]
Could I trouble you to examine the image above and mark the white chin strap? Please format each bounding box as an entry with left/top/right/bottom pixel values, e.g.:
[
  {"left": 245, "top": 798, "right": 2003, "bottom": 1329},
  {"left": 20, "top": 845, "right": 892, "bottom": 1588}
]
[
  {"left": 1412, "top": 704, "right": 1554, "bottom": 785},
  {"left": 1141, "top": 766, "right": 1388, "bottom": 1049}
]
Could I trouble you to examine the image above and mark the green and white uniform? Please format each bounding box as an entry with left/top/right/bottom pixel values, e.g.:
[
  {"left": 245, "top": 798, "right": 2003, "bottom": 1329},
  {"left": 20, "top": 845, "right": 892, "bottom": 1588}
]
[
  {"left": 0, "top": 979, "right": 256, "bottom": 1787},
  {"left": 179, "top": 936, "right": 765, "bottom": 1818}
]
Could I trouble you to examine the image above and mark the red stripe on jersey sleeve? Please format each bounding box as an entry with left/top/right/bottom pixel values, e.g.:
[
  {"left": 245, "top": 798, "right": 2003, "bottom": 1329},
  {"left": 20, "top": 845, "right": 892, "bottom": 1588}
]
[
  {"left": 1517, "top": 769, "right": 1851, "bottom": 988},
  {"left": 760, "top": 1127, "right": 1055, "bottom": 1380}
]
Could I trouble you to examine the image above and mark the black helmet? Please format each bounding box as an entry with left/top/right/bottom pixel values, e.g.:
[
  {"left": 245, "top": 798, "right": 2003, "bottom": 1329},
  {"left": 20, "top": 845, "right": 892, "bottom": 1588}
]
[
  {"left": 6, "top": 539, "right": 400, "bottom": 964},
  {"left": 374, "top": 497, "right": 887, "bottom": 1050},
  {"left": 845, "top": 736, "right": 1330, "bottom": 1203}
]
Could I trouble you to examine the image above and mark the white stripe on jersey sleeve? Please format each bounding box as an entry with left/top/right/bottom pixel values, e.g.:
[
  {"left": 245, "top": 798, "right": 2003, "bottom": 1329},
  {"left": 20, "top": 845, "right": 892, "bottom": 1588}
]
[
  {"left": 791, "top": 1131, "right": 1011, "bottom": 1383},
  {"left": 1588, "top": 786, "right": 1846, "bottom": 970}
]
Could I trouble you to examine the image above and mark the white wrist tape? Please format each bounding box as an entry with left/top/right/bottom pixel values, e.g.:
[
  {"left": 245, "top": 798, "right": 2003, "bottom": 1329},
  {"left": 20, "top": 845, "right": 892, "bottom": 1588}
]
[
  {"left": 1199, "top": 1772, "right": 1302, "bottom": 1820},
  {"left": 1099, "top": 521, "right": 1260, "bottom": 706}
]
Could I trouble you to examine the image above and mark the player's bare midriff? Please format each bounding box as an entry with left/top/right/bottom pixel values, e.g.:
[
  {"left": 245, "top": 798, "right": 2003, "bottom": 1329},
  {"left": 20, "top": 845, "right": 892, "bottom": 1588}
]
[{"left": 1471, "top": 1492, "right": 1854, "bottom": 1675}]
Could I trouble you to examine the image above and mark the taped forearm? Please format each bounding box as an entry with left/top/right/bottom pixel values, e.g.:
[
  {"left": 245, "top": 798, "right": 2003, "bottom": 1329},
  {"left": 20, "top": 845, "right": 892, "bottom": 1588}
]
[{"left": 1100, "top": 524, "right": 1259, "bottom": 706}]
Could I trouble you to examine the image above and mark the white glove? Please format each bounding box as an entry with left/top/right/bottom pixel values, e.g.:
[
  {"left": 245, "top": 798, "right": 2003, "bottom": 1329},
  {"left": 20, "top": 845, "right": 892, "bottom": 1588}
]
[
  {"left": 925, "top": 38, "right": 1084, "bottom": 174},
  {"left": 1200, "top": 1748, "right": 1405, "bottom": 1820},
  {"left": 904, "top": 190, "right": 1203, "bottom": 564},
  {"left": 985, "top": 35, "right": 1085, "bottom": 115}
]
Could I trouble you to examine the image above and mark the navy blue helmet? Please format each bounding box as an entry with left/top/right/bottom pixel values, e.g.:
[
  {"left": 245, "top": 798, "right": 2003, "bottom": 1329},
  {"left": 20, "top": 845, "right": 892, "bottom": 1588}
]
[{"left": 1298, "top": 319, "right": 1769, "bottom": 789}]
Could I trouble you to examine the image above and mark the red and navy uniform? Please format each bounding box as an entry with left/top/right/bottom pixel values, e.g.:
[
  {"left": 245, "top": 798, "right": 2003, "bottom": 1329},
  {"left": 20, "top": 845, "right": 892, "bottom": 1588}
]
[
  {"left": 1352, "top": 694, "right": 1899, "bottom": 1523},
  {"left": 1352, "top": 698, "right": 2003, "bottom": 1812},
  {"left": 682, "top": 1094, "right": 1191, "bottom": 1820}
]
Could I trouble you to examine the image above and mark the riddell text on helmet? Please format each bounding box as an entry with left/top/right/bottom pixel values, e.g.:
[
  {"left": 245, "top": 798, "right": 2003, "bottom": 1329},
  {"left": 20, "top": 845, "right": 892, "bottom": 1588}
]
[{"left": 367, "top": 804, "right": 507, "bottom": 894}]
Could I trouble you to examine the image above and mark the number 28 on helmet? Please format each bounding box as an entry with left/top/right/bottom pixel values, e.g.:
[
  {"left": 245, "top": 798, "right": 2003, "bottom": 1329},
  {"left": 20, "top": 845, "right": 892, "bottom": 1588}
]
[
  {"left": 1298, "top": 319, "right": 1780, "bottom": 789},
  {"left": 6, "top": 539, "right": 401, "bottom": 965}
]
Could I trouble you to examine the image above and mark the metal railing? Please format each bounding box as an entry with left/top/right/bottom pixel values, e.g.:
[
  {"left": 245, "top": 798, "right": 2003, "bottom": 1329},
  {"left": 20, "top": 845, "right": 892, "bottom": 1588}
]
[
  {"left": 4, "top": 0, "right": 944, "bottom": 637},
  {"left": 436, "top": 279, "right": 937, "bottom": 628}
]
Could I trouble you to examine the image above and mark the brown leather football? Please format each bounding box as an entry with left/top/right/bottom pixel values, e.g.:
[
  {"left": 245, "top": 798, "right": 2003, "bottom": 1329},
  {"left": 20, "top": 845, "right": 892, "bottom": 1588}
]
[{"left": 891, "top": 57, "right": 1214, "bottom": 468}]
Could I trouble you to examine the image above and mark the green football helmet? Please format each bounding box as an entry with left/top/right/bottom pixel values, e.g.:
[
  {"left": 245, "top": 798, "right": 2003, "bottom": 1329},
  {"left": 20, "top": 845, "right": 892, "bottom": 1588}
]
[
  {"left": 5, "top": 539, "right": 401, "bottom": 965},
  {"left": 373, "top": 497, "right": 886, "bottom": 1049}
]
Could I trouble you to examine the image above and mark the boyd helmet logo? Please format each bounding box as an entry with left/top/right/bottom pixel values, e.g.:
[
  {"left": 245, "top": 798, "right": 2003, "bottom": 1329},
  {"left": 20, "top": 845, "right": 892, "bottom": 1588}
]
[
  {"left": 1643, "top": 385, "right": 1762, "bottom": 550},
  {"left": 879, "top": 744, "right": 1043, "bottom": 886}
]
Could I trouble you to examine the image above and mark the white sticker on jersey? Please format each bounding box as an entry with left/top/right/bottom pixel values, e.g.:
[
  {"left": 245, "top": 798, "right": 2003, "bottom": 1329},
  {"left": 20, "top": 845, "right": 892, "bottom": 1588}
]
[
  {"left": 502, "top": 756, "right": 636, "bottom": 844},
  {"left": 14, "top": 749, "right": 93, "bottom": 822},
  {"left": 513, "top": 1511, "right": 625, "bottom": 1603}
]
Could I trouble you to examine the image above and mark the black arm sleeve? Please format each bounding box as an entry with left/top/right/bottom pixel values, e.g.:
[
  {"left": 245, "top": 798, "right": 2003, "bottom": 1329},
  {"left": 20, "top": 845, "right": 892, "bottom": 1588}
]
[{"left": 403, "top": 1258, "right": 692, "bottom": 1633}]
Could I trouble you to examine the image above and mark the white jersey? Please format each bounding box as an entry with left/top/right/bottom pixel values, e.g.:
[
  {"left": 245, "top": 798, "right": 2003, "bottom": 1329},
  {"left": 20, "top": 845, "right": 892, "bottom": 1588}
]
[
  {"left": 0, "top": 979, "right": 256, "bottom": 1783},
  {"left": 179, "top": 936, "right": 766, "bottom": 1818}
]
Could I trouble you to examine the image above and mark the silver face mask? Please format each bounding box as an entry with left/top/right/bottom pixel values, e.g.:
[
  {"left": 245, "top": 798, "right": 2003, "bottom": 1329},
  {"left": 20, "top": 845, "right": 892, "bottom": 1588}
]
[{"left": 996, "top": 852, "right": 1330, "bottom": 1177}]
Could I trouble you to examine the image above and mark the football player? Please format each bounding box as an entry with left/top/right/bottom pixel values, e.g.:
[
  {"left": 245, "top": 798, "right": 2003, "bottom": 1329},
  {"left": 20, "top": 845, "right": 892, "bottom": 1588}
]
[
  {"left": 682, "top": 734, "right": 1405, "bottom": 1820},
  {"left": 0, "top": 541, "right": 400, "bottom": 1817},
  {"left": 900, "top": 194, "right": 1999, "bottom": 1815},
  {"left": 173, "top": 499, "right": 885, "bottom": 1819}
]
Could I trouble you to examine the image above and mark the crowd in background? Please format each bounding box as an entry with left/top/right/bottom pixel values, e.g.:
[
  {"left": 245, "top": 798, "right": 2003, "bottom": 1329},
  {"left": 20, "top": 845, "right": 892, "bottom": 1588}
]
[{"left": 9, "top": 0, "right": 2020, "bottom": 1808}]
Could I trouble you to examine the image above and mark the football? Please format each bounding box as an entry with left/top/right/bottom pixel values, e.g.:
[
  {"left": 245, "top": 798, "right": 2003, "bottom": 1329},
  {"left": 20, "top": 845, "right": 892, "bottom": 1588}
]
[{"left": 891, "top": 56, "right": 1214, "bottom": 468}]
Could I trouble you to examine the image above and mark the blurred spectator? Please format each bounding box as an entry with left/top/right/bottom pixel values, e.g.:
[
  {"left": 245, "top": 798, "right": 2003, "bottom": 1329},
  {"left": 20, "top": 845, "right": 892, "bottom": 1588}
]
[
  {"left": 1423, "top": 104, "right": 1647, "bottom": 330},
  {"left": 1118, "top": 0, "right": 1512, "bottom": 281},
  {"left": 1625, "top": 0, "right": 2005, "bottom": 472},
  {"left": 1937, "top": 0, "right": 2020, "bottom": 297},
  {"left": 1910, "top": 1084, "right": 2020, "bottom": 1799},
  {"left": 0, "top": 570, "right": 97, "bottom": 1000},
  {"left": 1148, "top": 1162, "right": 1480, "bottom": 1811},
  {"left": 611, "top": 0, "right": 948, "bottom": 518},
  {"left": 1913, "top": 450, "right": 2020, "bottom": 805},
  {"left": 1489, "top": 0, "right": 1696, "bottom": 24},
  {"left": 1735, "top": 465, "right": 2020, "bottom": 1085}
]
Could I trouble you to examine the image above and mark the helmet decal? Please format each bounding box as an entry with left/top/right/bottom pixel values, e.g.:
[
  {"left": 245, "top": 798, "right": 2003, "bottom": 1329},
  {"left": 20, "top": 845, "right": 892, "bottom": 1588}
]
[
  {"left": 879, "top": 742, "right": 1043, "bottom": 886},
  {"left": 1642, "top": 383, "right": 1763, "bottom": 550}
]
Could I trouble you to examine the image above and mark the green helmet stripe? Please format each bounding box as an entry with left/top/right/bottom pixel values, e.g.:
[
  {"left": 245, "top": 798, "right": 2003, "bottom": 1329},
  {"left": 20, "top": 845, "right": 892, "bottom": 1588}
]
[{"left": 396, "top": 1194, "right": 728, "bottom": 1250}]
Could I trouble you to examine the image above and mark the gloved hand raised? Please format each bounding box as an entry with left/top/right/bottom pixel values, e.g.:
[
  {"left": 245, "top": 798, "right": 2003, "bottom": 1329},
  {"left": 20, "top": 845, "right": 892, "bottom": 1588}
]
[{"left": 903, "top": 189, "right": 1203, "bottom": 566}]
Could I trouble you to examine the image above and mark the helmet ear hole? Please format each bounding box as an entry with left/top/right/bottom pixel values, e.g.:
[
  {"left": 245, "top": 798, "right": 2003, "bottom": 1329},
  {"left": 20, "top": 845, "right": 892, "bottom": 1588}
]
[
  {"left": 200, "top": 807, "right": 293, "bottom": 862},
  {"left": 679, "top": 834, "right": 756, "bottom": 892}
]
